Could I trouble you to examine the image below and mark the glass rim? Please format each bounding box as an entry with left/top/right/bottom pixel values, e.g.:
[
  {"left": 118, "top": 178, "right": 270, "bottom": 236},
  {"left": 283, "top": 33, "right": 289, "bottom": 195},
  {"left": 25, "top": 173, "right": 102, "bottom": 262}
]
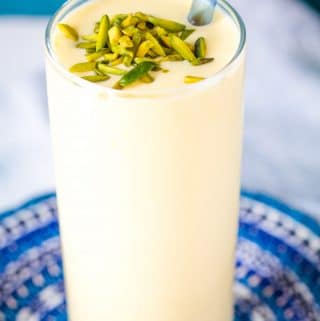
[{"left": 45, "top": 0, "right": 246, "bottom": 99}]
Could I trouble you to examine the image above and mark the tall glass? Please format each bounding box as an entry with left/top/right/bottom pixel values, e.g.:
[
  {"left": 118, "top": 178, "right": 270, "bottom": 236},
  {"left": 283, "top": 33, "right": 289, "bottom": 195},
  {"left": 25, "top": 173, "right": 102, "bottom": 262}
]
[{"left": 45, "top": 1, "right": 246, "bottom": 320}]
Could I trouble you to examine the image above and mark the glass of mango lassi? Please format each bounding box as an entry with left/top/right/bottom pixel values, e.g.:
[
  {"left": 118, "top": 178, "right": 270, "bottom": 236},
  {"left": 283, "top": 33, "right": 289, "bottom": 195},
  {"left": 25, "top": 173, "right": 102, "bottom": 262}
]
[{"left": 45, "top": 0, "right": 246, "bottom": 320}]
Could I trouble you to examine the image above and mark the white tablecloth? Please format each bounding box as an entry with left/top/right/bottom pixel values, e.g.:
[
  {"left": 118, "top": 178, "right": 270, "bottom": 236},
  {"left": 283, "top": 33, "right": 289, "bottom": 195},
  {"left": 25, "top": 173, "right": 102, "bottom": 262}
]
[{"left": 0, "top": 0, "right": 319, "bottom": 217}]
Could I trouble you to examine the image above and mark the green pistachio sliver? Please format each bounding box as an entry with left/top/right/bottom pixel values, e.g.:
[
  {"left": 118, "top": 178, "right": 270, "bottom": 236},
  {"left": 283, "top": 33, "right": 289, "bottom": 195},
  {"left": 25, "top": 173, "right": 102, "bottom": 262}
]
[
  {"left": 154, "top": 26, "right": 167, "bottom": 37},
  {"left": 160, "top": 35, "right": 172, "bottom": 48},
  {"left": 134, "top": 12, "right": 148, "bottom": 21},
  {"left": 108, "top": 26, "right": 122, "bottom": 45},
  {"left": 86, "top": 48, "right": 96, "bottom": 54},
  {"left": 111, "top": 45, "right": 134, "bottom": 57},
  {"left": 86, "top": 49, "right": 109, "bottom": 61},
  {"left": 77, "top": 42, "right": 97, "bottom": 49},
  {"left": 194, "top": 37, "right": 206, "bottom": 58},
  {"left": 119, "top": 61, "right": 157, "bottom": 87},
  {"left": 136, "top": 40, "right": 154, "bottom": 58},
  {"left": 137, "top": 22, "right": 148, "bottom": 31},
  {"left": 119, "top": 35, "right": 134, "bottom": 48},
  {"left": 94, "top": 22, "right": 100, "bottom": 33},
  {"left": 169, "top": 34, "right": 197, "bottom": 64},
  {"left": 82, "top": 34, "right": 98, "bottom": 41},
  {"left": 147, "top": 50, "right": 158, "bottom": 58},
  {"left": 140, "top": 73, "right": 154, "bottom": 83},
  {"left": 186, "top": 42, "right": 195, "bottom": 52},
  {"left": 145, "top": 32, "right": 166, "bottom": 56},
  {"left": 123, "top": 55, "right": 133, "bottom": 67},
  {"left": 112, "top": 81, "right": 123, "bottom": 89},
  {"left": 121, "top": 15, "right": 139, "bottom": 28},
  {"left": 180, "top": 29, "right": 195, "bottom": 40},
  {"left": 160, "top": 54, "right": 184, "bottom": 62},
  {"left": 97, "top": 63, "right": 126, "bottom": 75},
  {"left": 132, "top": 32, "right": 143, "bottom": 54},
  {"left": 122, "top": 26, "right": 139, "bottom": 36},
  {"left": 96, "top": 15, "right": 110, "bottom": 51},
  {"left": 164, "top": 47, "right": 174, "bottom": 55},
  {"left": 82, "top": 75, "right": 110, "bottom": 82},
  {"left": 184, "top": 75, "right": 206, "bottom": 84},
  {"left": 147, "top": 15, "right": 185, "bottom": 32},
  {"left": 109, "top": 56, "right": 124, "bottom": 66},
  {"left": 111, "top": 14, "right": 128, "bottom": 26},
  {"left": 104, "top": 52, "right": 119, "bottom": 61},
  {"left": 134, "top": 57, "right": 158, "bottom": 64},
  {"left": 95, "top": 67, "right": 104, "bottom": 75},
  {"left": 69, "top": 61, "right": 96, "bottom": 73},
  {"left": 58, "top": 23, "right": 78, "bottom": 41},
  {"left": 193, "top": 57, "right": 214, "bottom": 66}
]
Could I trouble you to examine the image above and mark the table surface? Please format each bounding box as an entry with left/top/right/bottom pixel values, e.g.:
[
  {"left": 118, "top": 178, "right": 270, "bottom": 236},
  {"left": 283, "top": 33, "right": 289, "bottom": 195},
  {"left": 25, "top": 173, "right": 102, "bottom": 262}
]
[{"left": 0, "top": 0, "right": 319, "bottom": 218}]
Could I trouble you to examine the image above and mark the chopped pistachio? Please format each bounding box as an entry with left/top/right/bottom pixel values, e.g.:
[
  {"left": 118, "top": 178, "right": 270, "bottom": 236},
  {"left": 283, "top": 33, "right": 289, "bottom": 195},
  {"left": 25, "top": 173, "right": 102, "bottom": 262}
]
[
  {"left": 140, "top": 73, "right": 154, "bottom": 83},
  {"left": 94, "top": 22, "right": 100, "bottom": 33},
  {"left": 108, "top": 25, "right": 122, "bottom": 45},
  {"left": 145, "top": 32, "right": 166, "bottom": 56},
  {"left": 97, "top": 63, "right": 126, "bottom": 75},
  {"left": 69, "top": 61, "right": 96, "bottom": 73},
  {"left": 85, "top": 48, "right": 96, "bottom": 54},
  {"left": 94, "top": 67, "right": 104, "bottom": 75},
  {"left": 163, "top": 47, "right": 174, "bottom": 55},
  {"left": 186, "top": 42, "right": 195, "bottom": 52},
  {"left": 169, "top": 34, "right": 197, "bottom": 64},
  {"left": 76, "top": 42, "right": 97, "bottom": 49},
  {"left": 154, "top": 26, "right": 167, "bottom": 37},
  {"left": 82, "top": 34, "right": 98, "bottom": 41},
  {"left": 86, "top": 49, "right": 109, "bottom": 61},
  {"left": 118, "top": 35, "right": 134, "bottom": 48},
  {"left": 180, "top": 29, "right": 195, "bottom": 40},
  {"left": 111, "top": 45, "right": 134, "bottom": 57},
  {"left": 123, "top": 55, "right": 133, "bottom": 66},
  {"left": 194, "top": 57, "right": 214, "bottom": 65},
  {"left": 134, "top": 57, "right": 158, "bottom": 64},
  {"left": 160, "top": 54, "right": 184, "bottom": 62},
  {"left": 160, "top": 35, "right": 171, "bottom": 48},
  {"left": 112, "top": 81, "right": 123, "bottom": 89},
  {"left": 122, "top": 26, "right": 139, "bottom": 36},
  {"left": 118, "top": 61, "right": 156, "bottom": 87},
  {"left": 109, "top": 56, "right": 124, "bottom": 66},
  {"left": 137, "top": 22, "right": 148, "bottom": 31},
  {"left": 61, "top": 10, "right": 214, "bottom": 88},
  {"left": 184, "top": 75, "right": 206, "bottom": 84},
  {"left": 82, "top": 75, "right": 110, "bottom": 82},
  {"left": 111, "top": 14, "right": 128, "bottom": 26},
  {"left": 121, "top": 15, "right": 139, "bottom": 28},
  {"left": 96, "top": 15, "right": 110, "bottom": 51},
  {"left": 194, "top": 37, "right": 206, "bottom": 58},
  {"left": 134, "top": 12, "right": 148, "bottom": 21},
  {"left": 147, "top": 50, "right": 158, "bottom": 58},
  {"left": 58, "top": 23, "right": 78, "bottom": 41},
  {"left": 147, "top": 15, "right": 185, "bottom": 32},
  {"left": 104, "top": 52, "right": 119, "bottom": 61},
  {"left": 136, "top": 40, "right": 154, "bottom": 57},
  {"left": 132, "top": 32, "right": 143, "bottom": 54}
]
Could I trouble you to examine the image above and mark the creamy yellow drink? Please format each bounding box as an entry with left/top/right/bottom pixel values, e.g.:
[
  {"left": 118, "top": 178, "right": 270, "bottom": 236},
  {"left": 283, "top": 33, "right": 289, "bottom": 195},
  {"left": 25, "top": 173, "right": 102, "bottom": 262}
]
[{"left": 45, "top": 0, "right": 246, "bottom": 320}]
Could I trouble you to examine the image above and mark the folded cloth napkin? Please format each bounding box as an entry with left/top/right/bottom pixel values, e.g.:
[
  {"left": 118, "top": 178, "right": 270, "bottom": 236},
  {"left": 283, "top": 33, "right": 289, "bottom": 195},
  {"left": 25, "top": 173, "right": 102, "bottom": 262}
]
[{"left": 0, "top": 192, "right": 319, "bottom": 321}]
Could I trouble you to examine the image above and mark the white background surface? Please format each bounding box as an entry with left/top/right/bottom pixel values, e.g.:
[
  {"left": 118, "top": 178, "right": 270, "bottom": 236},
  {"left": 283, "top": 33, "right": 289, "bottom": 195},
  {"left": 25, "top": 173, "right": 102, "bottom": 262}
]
[{"left": 0, "top": 0, "right": 319, "bottom": 217}]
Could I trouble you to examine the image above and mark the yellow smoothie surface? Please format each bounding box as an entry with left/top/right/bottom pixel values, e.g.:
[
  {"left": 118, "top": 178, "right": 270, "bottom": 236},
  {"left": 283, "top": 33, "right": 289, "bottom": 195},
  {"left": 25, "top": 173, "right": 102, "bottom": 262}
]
[{"left": 52, "top": 0, "right": 240, "bottom": 91}]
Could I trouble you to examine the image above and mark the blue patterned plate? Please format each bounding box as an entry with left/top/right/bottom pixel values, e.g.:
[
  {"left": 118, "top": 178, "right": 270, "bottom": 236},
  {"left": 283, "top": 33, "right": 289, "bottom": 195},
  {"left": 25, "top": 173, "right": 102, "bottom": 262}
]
[{"left": 0, "top": 192, "right": 319, "bottom": 321}]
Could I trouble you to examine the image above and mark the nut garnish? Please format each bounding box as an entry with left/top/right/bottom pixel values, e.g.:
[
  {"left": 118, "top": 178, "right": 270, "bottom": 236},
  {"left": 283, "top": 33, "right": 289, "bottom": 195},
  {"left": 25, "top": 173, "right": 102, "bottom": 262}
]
[
  {"left": 58, "top": 23, "right": 79, "bottom": 41},
  {"left": 58, "top": 11, "right": 214, "bottom": 88}
]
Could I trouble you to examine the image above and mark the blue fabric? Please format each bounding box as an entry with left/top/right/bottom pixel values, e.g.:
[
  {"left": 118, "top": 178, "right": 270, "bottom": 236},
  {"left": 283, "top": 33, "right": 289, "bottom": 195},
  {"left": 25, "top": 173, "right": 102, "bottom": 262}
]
[
  {"left": 0, "top": 193, "right": 319, "bottom": 320},
  {"left": 0, "top": 0, "right": 65, "bottom": 15}
]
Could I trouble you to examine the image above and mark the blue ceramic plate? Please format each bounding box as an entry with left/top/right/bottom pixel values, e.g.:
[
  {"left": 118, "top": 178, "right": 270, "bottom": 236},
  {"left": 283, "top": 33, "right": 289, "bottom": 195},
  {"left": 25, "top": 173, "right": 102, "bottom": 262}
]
[{"left": 0, "top": 192, "right": 319, "bottom": 321}]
